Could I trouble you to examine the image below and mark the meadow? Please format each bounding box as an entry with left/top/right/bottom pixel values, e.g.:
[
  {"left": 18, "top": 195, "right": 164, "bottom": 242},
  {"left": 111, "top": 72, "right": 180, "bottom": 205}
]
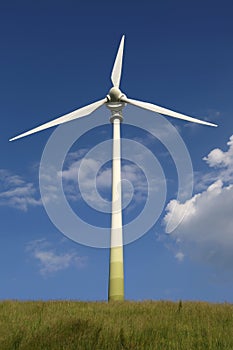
[{"left": 0, "top": 300, "right": 233, "bottom": 349}]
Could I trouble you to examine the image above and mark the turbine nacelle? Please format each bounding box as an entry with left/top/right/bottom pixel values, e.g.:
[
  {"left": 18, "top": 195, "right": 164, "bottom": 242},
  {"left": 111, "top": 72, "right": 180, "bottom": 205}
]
[
  {"left": 106, "top": 87, "right": 126, "bottom": 102},
  {"left": 106, "top": 88, "right": 126, "bottom": 123}
]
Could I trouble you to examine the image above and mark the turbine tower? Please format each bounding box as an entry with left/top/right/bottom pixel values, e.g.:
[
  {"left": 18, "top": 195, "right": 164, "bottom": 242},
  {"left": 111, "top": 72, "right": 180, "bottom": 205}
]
[{"left": 10, "top": 36, "right": 217, "bottom": 302}]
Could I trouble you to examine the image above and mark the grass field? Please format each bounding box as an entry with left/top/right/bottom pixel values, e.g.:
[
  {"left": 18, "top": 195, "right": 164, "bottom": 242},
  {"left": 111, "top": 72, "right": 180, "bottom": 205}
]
[{"left": 0, "top": 300, "right": 233, "bottom": 349}]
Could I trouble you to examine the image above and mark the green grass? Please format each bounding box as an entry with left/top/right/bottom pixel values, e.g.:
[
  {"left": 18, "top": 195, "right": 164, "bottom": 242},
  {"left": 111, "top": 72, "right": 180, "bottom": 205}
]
[{"left": 0, "top": 300, "right": 233, "bottom": 349}]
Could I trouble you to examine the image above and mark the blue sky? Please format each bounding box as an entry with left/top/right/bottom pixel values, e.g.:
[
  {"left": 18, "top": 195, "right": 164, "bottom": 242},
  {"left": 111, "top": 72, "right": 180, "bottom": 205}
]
[{"left": 1, "top": 0, "right": 233, "bottom": 302}]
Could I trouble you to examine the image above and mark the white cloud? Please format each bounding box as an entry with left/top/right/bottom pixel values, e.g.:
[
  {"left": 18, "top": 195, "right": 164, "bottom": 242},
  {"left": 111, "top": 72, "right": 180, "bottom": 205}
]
[
  {"left": 204, "top": 148, "right": 229, "bottom": 167},
  {"left": 193, "top": 135, "right": 233, "bottom": 192},
  {"left": 0, "top": 169, "right": 41, "bottom": 211},
  {"left": 203, "top": 135, "right": 233, "bottom": 182},
  {"left": 175, "top": 252, "right": 184, "bottom": 262},
  {"left": 164, "top": 135, "right": 233, "bottom": 272},
  {"left": 26, "top": 239, "right": 87, "bottom": 276},
  {"left": 61, "top": 149, "right": 149, "bottom": 212}
]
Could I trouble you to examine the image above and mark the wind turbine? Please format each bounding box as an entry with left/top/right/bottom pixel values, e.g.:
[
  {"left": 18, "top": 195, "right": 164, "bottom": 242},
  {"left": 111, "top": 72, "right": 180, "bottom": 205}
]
[{"left": 10, "top": 35, "right": 217, "bottom": 301}]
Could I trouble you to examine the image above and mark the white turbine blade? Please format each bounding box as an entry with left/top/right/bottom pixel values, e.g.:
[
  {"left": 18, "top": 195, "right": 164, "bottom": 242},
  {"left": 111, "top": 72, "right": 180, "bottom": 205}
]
[
  {"left": 121, "top": 97, "right": 218, "bottom": 127},
  {"left": 9, "top": 98, "right": 107, "bottom": 141},
  {"left": 111, "top": 35, "right": 125, "bottom": 88}
]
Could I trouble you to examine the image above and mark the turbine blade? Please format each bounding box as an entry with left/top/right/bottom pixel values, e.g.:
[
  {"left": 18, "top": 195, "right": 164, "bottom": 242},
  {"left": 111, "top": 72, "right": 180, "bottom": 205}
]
[
  {"left": 111, "top": 35, "right": 125, "bottom": 88},
  {"left": 121, "top": 97, "right": 218, "bottom": 127},
  {"left": 9, "top": 98, "right": 107, "bottom": 141}
]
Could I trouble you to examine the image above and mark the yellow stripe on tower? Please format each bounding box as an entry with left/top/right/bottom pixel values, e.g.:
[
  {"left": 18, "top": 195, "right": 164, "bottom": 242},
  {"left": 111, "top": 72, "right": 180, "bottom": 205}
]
[{"left": 109, "top": 247, "right": 124, "bottom": 300}]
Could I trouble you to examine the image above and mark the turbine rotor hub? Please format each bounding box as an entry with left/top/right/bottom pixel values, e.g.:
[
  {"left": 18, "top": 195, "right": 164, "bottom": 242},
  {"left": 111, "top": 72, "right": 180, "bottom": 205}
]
[{"left": 107, "top": 87, "right": 125, "bottom": 102}]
